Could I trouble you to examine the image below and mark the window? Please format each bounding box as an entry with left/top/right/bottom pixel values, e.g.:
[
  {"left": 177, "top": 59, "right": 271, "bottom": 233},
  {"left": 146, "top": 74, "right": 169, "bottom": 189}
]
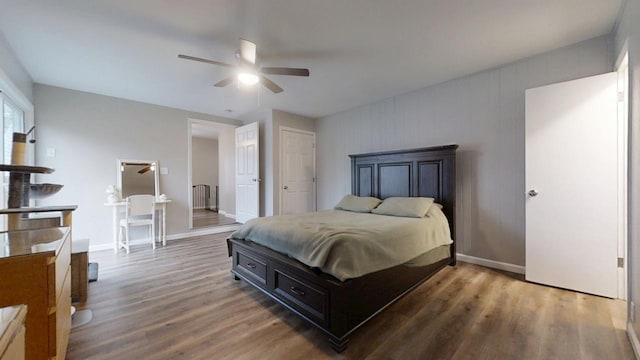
[
  {"left": 0, "top": 92, "right": 25, "bottom": 228},
  {"left": 2, "top": 92, "right": 25, "bottom": 164}
]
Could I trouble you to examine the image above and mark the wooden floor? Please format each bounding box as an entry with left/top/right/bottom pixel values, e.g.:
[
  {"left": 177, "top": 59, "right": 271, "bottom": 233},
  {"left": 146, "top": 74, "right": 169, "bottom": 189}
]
[
  {"left": 192, "top": 209, "right": 237, "bottom": 228},
  {"left": 68, "top": 233, "right": 634, "bottom": 360}
]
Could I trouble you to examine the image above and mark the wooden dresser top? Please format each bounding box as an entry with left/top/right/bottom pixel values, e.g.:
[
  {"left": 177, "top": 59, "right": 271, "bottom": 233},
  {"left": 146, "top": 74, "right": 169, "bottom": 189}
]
[{"left": 0, "top": 227, "right": 70, "bottom": 259}]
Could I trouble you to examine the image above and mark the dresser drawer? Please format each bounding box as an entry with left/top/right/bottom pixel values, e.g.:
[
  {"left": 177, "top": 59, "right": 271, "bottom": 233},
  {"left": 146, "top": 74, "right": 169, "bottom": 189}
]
[
  {"left": 54, "top": 232, "right": 71, "bottom": 301},
  {"left": 235, "top": 251, "right": 267, "bottom": 286},
  {"left": 273, "top": 269, "right": 328, "bottom": 325},
  {"left": 56, "top": 269, "right": 71, "bottom": 360}
]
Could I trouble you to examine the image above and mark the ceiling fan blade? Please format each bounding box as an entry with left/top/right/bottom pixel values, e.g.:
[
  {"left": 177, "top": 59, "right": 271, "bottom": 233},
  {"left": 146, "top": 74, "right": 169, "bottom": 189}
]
[
  {"left": 178, "top": 54, "right": 234, "bottom": 68},
  {"left": 261, "top": 67, "right": 310, "bottom": 77},
  {"left": 214, "top": 76, "right": 235, "bottom": 87},
  {"left": 239, "top": 39, "right": 257, "bottom": 64},
  {"left": 260, "top": 76, "right": 283, "bottom": 93},
  {"left": 138, "top": 166, "right": 150, "bottom": 174}
]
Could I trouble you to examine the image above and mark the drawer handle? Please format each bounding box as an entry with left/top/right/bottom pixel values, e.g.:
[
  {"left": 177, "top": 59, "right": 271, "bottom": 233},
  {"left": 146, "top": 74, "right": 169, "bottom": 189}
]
[
  {"left": 246, "top": 262, "right": 257, "bottom": 269},
  {"left": 289, "top": 286, "right": 305, "bottom": 296}
]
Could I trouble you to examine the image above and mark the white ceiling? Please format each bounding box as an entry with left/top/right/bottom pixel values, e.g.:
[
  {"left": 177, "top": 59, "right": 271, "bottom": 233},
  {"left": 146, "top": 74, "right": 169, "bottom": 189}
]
[{"left": 0, "top": 0, "right": 623, "bottom": 120}]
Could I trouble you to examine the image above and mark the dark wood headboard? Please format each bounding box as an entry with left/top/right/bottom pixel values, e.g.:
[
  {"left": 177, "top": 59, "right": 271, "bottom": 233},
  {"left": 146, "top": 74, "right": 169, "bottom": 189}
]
[{"left": 349, "top": 144, "right": 458, "bottom": 244}]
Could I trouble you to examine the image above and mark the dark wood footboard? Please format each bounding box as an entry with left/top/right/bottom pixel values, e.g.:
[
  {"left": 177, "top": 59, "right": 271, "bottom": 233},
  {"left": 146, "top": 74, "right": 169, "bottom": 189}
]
[{"left": 228, "top": 237, "right": 452, "bottom": 352}]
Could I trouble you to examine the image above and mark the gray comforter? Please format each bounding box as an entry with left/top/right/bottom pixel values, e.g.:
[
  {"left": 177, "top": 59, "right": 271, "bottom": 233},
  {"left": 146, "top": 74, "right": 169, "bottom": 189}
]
[{"left": 229, "top": 207, "right": 452, "bottom": 281}]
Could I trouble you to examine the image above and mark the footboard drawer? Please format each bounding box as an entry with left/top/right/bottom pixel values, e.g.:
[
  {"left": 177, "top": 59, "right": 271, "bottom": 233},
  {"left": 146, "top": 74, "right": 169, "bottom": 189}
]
[
  {"left": 235, "top": 250, "right": 267, "bottom": 287},
  {"left": 273, "top": 269, "right": 328, "bottom": 326}
]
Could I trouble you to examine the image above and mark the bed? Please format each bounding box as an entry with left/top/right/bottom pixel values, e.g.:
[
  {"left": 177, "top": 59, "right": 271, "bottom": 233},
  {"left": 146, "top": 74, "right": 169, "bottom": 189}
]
[{"left": 227, "top": 145, "right": 457, "bottom": 352}]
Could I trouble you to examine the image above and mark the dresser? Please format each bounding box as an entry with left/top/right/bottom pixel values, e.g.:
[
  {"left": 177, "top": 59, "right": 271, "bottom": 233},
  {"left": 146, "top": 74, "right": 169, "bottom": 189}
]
[{"left": 0, "top": 227, "right": 72, "bottom": 360}]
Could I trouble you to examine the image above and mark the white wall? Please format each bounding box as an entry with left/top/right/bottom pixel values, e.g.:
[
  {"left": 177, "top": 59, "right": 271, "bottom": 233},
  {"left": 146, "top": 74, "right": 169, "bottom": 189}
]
[
  {"left": 0, "top": 32, "right": 32, "bottom": 102},
  {"left": 316, "top": 35, "right": 612, "bottom": 267},
  {"left": 34, "top": 84, "right": 242, "bottom": 247},
  {"left": 614, "top": 0, "right": 640, "bottom": 340}
]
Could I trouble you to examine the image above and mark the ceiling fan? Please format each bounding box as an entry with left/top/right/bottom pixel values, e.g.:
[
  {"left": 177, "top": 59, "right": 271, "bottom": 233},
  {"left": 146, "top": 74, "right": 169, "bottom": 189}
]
[{"left": 178, "top": 39, "right": 310, "bottom": 94}]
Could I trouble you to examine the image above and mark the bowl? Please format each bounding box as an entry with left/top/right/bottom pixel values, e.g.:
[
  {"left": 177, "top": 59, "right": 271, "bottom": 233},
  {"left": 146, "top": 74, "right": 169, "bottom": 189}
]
[{"left": 29, "top": 183, "right": 63, "bottom": 199}]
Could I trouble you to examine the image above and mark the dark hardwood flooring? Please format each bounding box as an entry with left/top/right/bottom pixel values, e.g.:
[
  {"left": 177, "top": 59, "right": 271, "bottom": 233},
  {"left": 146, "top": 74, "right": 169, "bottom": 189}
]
[
  {"left": 193, "top": 209, "right": 237, "bottom": 228},
  {"left": 68, "top": 233, "right": 634, "bottom": 359}
]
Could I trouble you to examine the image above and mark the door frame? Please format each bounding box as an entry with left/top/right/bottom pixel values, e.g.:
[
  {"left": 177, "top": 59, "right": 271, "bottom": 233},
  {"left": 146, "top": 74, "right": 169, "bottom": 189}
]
[
  {"left": 616, "top": 46, "right": 629, "bottom": 300},
  {"left": 278, "top": 126, "right": 316, "bottom": 215},
  {"left": 187, "top": 118, "right": 234, "bottom": 229}
]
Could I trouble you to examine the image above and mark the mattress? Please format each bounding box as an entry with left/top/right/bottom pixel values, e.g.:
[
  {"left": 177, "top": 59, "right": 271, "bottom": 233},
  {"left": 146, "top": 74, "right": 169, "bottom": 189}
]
[{"left": 229, "top": 205, "right": 453, "bottom": 280}]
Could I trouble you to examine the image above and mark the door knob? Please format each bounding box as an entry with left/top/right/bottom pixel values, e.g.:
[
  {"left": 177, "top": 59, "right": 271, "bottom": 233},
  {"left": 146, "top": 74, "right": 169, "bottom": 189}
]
[
  {"left": 283, "top": 186, "right": 289, "bottom": 190},
  {"left": 528, "top": 189, "right": 538, "bottom": 197}
]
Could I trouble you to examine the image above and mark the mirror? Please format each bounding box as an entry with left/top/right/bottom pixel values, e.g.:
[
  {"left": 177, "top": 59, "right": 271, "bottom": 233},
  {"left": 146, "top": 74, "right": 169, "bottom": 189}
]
[{"left": 117, "top": 159, "right": 159, "bottom": 199}]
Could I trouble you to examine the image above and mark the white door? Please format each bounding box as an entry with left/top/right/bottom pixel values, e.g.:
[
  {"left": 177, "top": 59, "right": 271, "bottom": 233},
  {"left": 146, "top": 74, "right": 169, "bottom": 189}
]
[
  {"left": 235, "top": 122, "right": 259, "bottom": 223},
  {"left": 281, "top": 128, "right": 316, "bottom": 215},
  {"left": 525, "top": 72, "right": 618, "bottom": 298}
]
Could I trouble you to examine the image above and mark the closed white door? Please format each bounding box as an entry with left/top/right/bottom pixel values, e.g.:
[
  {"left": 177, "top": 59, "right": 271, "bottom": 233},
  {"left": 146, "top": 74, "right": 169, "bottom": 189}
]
[
  {"left": 525, "top": 72, "right": 618, "bottom": 298},
  {"left": 235, "top": 122, "right": 259, "bottom": 223},
  {"left": 281, "top": 128, "right": 315, "bottom": 215}
]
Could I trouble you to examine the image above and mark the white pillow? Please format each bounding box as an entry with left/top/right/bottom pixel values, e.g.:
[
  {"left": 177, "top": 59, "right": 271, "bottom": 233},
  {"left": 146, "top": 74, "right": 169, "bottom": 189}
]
[
  {"left": 426, "top": 203, "right": 444, "bottom": 217},
  {"left": 334, "top": 194, "right": 382, "bottom": 213},
  {"left": 371, "top": 197, "right": 435, "bottom": 218}
]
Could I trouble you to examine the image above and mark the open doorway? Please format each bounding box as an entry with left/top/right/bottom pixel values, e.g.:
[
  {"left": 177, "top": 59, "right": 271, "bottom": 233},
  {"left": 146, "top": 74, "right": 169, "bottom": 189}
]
[{"left": 188, "top": 119, "right": 238, "bottom": 229}]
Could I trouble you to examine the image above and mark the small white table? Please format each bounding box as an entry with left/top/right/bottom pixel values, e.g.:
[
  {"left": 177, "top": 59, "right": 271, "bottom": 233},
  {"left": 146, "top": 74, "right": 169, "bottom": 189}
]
[{"left": 104, "top": 199, "right": 172, "bottom": 253}]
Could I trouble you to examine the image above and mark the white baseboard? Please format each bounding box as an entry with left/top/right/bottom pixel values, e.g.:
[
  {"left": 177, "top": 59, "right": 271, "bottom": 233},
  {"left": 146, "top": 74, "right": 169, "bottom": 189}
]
[
  {"left": 629, "top": 323, "right": 640, "bottom": 359},
  {"left": 165, "top": 224, "right": 241, "bottom": 241},
  {"left": 89, "top": 237, "right": 157, "bottom": 252},
  {"left": 456, "top": 253, "right": 525, "bottom": 274},
  {"left": 218, "top": 210, "right": 236, "bottom": 219},
  {"left": 89, "top": 225, "right": 242, "bottom": 253},
  {"left": 89, "top": 243, "right": 113, "bottom": 252}
]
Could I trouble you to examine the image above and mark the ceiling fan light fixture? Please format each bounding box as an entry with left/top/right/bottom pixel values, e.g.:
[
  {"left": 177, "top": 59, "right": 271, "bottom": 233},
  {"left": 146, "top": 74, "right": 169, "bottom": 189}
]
[
  {"left": 179, "top": 39, "right": 309, "bottom": 93},
  {"left": 238, "top": 72, "right": 259, "bottom": 85}
]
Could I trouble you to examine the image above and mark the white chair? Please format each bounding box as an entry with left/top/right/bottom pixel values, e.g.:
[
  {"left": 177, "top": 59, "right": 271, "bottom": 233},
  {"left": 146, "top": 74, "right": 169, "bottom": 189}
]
[{"left": 119, "top": 194, "right": 155, "bottom": 253}]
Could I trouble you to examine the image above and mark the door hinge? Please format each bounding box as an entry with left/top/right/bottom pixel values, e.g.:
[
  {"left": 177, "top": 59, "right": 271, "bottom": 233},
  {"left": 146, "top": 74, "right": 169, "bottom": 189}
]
[
  {"left": 618, "top": 91, "right": 624, "bottom": 102},
  {"left": 618, "top": 257, "right": 624, "bottom": 268}
]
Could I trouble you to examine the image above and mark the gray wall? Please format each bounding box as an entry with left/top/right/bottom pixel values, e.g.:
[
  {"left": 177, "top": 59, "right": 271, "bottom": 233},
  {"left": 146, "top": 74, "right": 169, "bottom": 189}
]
[
  {"left": 34, "top": 84, "right": 242, "bottom": 247},
  {"left": 316, "top": 35, "right": 612, "bottom": 267},
  {"left": 615, "top": 0, "right": 640, "bottom": 339},
  {"left": 192, "top": 137, "right": 218, "bottom": 208},
  {"left": 0, "top": 32, "right": 32, "bottom": 102},
  {"left": 192, "top": 137, "right": 218, "bottom": 187}
]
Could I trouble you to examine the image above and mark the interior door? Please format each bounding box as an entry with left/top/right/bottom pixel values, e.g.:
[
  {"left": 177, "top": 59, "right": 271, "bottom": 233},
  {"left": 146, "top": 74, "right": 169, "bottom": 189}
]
[
  {"left": 525, "top": 72, "right": 618, "bottom": 298},
  {"left": 281, "top": 128, "right": 316, "bottom": 215},
  {"left": 235, "top": 122, "right": 259, "bottom": 223}
]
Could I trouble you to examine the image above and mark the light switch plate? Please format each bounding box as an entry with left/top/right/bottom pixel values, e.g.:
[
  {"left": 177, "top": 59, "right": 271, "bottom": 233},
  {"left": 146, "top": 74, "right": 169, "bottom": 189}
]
[{"left": 160, "top": 167, "right": 169, "bottom": 175}]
